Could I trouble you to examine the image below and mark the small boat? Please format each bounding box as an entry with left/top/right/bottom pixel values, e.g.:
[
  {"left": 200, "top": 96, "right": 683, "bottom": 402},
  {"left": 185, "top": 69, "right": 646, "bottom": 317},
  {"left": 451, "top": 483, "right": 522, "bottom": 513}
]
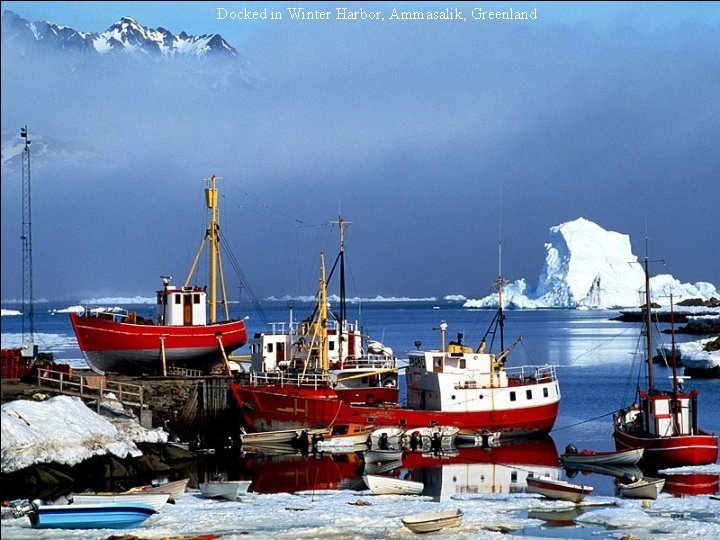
[
  {"left": 362, "top": 474, "right": 423, "bottom": 495},
  {"left": 364, "top": 448, "right": 403, "bottom": 463},
  {"left": 528, "top": 507, "right": 584, "bottom": 526},
  {"left": 404, "top": 425, "right": 460, "bottom": 451},
  {"left": 401, "top": 508, "right": 463, "bottom": 534},
  {"left": 199, "top": 480, "right": 252, "bottom": 501},
  {"left": 526, "top": 473, "right": 593, "bottom": 503},
  {"left": 240, "top": 427, "right": 328, "bottom": 446},
  {"left": 125, "top": 478, "right": 189, "bottom": 503},
  {"left": 71, "top": 492, "right": 170, "bottom": 512},
  {"left": 69, "top": 175, "right": 248, "bottom": 375},
  {"left": 326, "top": 423, "right": 375, "bottom": 444},
  {"left": 27, "top": 501, "right": 156, "bottom": 529},
  {"left": 560, "top": 445, "right": 644, "bottom": 466},
  {"left": 369, "top": 427, "right": 405, "bottom": 450},
  {"left": 617, "top": 476, "right": 665, "bottom": 500}
]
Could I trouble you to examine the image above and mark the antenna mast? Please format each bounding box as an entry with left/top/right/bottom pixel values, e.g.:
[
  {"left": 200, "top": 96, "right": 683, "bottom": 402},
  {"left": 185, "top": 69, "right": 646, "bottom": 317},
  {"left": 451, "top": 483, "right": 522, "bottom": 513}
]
[
  {"left": 330, "top": 217, "right": 351, "bottom": 362},
  {"left": 20, "top": 126, "right": 35, "bottom": 348},
  {"left": 495, "top": 240, "right": 507, "bottom": 351}
]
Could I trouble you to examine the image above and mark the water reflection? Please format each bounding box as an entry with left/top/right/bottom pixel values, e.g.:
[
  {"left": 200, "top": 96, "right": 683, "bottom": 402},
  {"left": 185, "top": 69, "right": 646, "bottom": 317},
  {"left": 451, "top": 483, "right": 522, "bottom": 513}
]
[
  {"left": 659, "top": 472, "right": 719, "bottom": 497},
  {"left": 402, "top": 437, "right": 560, "bottom": 501},
  {"left": 201, "top": 436, "right": 560, "bottom": 500},
  {"left": 192, "top": 435, "right": 717, "bottom": 500}
]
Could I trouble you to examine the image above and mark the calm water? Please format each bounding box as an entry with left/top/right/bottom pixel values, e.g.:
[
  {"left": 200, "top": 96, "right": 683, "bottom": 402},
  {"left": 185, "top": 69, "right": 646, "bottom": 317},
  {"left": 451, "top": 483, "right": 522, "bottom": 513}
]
[{"left": 2, "top": 300, "right": 719, "bottom": 499}]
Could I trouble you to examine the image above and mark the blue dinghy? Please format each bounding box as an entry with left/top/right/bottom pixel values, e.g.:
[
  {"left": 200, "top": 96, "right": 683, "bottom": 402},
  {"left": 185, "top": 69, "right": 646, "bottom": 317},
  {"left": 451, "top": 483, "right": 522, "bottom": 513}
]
[{"left": 28, "top": 501, "right": 156, "bottom": 529}]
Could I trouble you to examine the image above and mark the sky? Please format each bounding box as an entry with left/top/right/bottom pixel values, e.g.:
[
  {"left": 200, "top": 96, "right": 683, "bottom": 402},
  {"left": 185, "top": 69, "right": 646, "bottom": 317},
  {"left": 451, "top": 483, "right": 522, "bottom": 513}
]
[{"left": 1, "top": 1, "right": 719, "bottom": 303}]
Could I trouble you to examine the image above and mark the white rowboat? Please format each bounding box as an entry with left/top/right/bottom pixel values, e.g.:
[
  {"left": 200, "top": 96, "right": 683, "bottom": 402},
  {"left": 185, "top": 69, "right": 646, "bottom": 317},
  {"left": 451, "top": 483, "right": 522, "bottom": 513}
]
[
  {"left": 199, "top": 480, "right": 252, "bottom": 501},
  {"left": 526, "top": 473, "right": 593, "bottom": 503},
  {"left": 402, "top": 508, "right": 463, "bottom": 533},
  {"left": 617, "top": 476, "right": 665, "bottom": 500},
  {"left": 363, "top": 474, "right": 423, "bottom": 495}
]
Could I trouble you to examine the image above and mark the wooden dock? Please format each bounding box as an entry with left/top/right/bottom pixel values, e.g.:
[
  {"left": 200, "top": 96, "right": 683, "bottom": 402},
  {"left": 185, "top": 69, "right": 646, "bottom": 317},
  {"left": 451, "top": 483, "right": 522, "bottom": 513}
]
[{"left": 32, "top": 368, "right": 235, "bottom": 437}]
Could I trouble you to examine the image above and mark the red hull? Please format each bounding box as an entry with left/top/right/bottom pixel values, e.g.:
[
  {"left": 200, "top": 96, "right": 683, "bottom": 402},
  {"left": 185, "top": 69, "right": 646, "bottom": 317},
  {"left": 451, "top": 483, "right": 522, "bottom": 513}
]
[
  {"left": 70, "top": 312, "right": 247, "bottom": 375},
  {"left": 613, "top": 428, "right": 719, "bottom": 467},
  {"left": 230, "top": 383, "right": 559, "bottom": 435}
]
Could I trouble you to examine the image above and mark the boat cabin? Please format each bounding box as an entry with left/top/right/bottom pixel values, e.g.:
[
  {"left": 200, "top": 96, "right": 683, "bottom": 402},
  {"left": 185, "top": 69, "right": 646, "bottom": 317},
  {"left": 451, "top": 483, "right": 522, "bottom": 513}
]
[
  {"left": 249, "top": 319, "right": 364, "bottom": 373},
  {"left": 157, "top": 285, "right": 207, "bottom": 326},
  {"left": 639, "top": 389, "right": 696, "bottom": 437}
]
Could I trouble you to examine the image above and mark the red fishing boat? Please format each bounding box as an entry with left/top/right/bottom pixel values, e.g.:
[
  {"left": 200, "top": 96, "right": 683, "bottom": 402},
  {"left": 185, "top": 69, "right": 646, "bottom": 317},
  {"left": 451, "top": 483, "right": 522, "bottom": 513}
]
[
  {"left": 70, "top": 175, "right": 248, "bottom": 375},
  {"left": 246, "top": 218, "right": 399, "bottom": 406},
  {"left": 230, "top": 265, "right": 561, "bottom": 436},
  {"left": 613, "top": 254, "right": 718, "bottom": 467}
]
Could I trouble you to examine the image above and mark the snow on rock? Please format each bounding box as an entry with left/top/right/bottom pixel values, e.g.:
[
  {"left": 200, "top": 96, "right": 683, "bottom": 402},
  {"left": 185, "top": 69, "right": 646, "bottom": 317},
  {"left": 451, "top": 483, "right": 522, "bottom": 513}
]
[
  {"left": 1, "top": 395, "right": 167, "bottom": 474},
  {"left": 467, "top": 218, "right": 719, "bottom": 309}
]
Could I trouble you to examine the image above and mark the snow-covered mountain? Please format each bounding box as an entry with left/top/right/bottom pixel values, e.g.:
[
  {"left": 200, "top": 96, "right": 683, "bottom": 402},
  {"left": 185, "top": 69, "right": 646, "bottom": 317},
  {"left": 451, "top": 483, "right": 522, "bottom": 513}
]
[
  {"left": 466, "top": 217, "right": 719, "bottom": 309},
  {"left": 1, "top": 10, "right": 237, "bottom": 58}
]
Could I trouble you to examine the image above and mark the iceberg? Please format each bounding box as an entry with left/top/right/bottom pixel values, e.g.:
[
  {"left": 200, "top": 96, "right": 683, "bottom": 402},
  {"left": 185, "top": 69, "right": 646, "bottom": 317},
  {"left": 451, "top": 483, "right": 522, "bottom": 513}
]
[{"left": 466, "top": 218, "right": 719, "bottom": 309}]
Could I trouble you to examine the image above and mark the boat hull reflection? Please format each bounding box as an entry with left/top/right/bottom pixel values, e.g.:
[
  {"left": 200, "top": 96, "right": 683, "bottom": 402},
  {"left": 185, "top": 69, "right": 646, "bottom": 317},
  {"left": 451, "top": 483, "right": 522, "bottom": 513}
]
[
  {"left": 229, "top": 437, "right": 560, "bottom": 499},
  {"left": 401, "top": 436, "right": 560, "bottom": 500}
]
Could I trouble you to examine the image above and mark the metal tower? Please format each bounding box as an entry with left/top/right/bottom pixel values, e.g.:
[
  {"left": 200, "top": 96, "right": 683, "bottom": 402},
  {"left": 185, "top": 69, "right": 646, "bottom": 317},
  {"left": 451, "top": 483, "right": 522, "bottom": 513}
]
[{"left": 20, "top": 126, "right": 35, "bottom": 349}]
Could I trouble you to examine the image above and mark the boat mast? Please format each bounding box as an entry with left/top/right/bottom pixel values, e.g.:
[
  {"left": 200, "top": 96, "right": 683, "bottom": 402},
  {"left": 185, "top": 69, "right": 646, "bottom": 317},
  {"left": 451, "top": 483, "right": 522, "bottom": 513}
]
[
  {"left": 330, "top": 217, "right": 351, "bottom": 362},
  {"left": 643, "top": 252, "right": 654, "bottom": 392},
  {"left": 496, "top": 240, "right": 506, "bottom": 352},
  {"left": 184, "top": 175, "right": 229, "bottom": 323},
  {"left": 670, "top": 292, "right": 679, "bottom": 396},
  {"left": 20, "top": 126, "right": 35, "bottom": 349},
  {"left": 319, "top": 252, "right": 329, "bottom": 372}
]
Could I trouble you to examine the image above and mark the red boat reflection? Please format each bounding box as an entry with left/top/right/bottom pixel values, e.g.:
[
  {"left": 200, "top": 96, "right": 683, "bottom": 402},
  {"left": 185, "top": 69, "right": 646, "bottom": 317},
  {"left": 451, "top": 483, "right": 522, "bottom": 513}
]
[
  {"left": 235, "top": 451, "right": 366, "bottom": 494},
  {"left": 229, "top": 436, "right": 560, "bottom": 499},
  {"left": 660, "top": 472, "right": 719, "bottom": 497},
  {"left": 401, "top": 436, "right": 560, "bottom": 500}
]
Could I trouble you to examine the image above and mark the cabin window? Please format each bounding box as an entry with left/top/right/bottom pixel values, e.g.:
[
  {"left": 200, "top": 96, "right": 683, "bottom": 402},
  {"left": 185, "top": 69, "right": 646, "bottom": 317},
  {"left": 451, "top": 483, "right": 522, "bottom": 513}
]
[
  {"left": 175, "top": 295, "right": 181, "bottom": 304},
  {"left": 543, "top": 388, "right": 549, "bottom": 398},
  {"left": 511, "top": 471, "right": 517, "bottom": 482},
  {"left": 510, "top": 391, "right": 516, "bottom": 402},
  {"left": 526, "top": 389, "right": 533, "bottom": 400},
  {"left": 156, "top": 293, "right": 162, "bottom": 305},
  {"left": 459, "top": 359, "right": 466, "bottom": 368},
  {"left": 194, "top": 294, "right": 201, "bottom": 304},
  {"left": 329, "top": 342, "right": 335, "bottom": 351},
  {"left": 184, "top": 295, "right": 191, "bottom": 305},
  {"left": 267, "top": 343, "right": 274, "bottom": 353}
]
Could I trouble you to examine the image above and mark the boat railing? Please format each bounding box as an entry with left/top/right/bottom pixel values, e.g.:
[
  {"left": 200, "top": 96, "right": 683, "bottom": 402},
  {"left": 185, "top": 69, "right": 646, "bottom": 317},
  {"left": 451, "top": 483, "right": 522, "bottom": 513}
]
[
  {"left": 347, "top": 355, "right": 396, "bottom": 369},
  {"left": 81, "top": 306, "right": 131, "bottom": 323},
  {"left": 265, "top": 319, "right": 360, "bottom": 335},
  {"left": 453, "top": 364, "right": 558, "bottom": 389},
  {"left": 248, "top": 370, "right": 330, "bottom": 389},
  {"left": 508, "top": 365, "right": 558, "bottom": 384}
]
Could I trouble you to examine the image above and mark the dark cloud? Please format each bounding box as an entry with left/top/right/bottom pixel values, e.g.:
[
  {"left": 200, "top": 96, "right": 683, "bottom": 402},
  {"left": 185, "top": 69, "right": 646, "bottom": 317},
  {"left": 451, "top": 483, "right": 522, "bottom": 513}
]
[{"left": 2, "top": 5, "right": 719, "bottom": 303}]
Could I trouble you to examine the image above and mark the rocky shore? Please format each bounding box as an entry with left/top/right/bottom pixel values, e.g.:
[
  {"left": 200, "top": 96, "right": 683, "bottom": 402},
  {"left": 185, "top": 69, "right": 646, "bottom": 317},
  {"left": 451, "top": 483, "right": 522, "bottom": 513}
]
[{"left": 1, "top": 377, "right": 202, "bottom": 503}]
